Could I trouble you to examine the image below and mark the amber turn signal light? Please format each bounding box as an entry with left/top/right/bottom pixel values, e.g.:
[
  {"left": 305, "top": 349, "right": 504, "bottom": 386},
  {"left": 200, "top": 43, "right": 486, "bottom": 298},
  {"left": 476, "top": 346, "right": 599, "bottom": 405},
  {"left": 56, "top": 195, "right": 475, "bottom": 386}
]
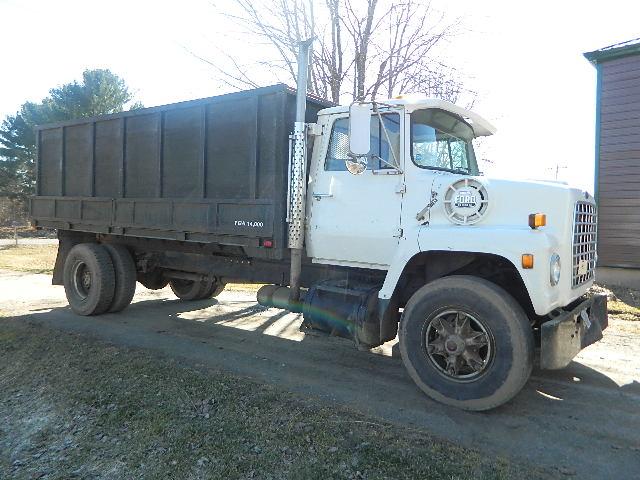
[
  {"left": 521, "top": 254, "right": 534, "bottom": 269},
  {"left": 528, "top": 213, "right": 546, "bottom": 229}
]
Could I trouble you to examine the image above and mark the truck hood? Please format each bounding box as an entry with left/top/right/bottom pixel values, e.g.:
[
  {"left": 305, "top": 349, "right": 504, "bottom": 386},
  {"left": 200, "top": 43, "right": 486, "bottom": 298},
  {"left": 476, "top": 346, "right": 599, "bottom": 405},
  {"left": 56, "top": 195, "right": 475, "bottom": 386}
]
[{"left": 428, "top": 174, "right": 593, "bottom": 234}]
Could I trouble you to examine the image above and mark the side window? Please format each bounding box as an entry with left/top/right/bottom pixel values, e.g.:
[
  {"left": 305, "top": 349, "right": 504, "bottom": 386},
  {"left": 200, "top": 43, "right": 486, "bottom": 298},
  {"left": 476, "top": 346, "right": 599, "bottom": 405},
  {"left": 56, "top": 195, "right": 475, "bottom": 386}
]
[
  {"left": 324, "top": 114, "right": 400, "bottom": 171},
  {"left": 325, "top": 118, "right": 350, "bottom": 171}
]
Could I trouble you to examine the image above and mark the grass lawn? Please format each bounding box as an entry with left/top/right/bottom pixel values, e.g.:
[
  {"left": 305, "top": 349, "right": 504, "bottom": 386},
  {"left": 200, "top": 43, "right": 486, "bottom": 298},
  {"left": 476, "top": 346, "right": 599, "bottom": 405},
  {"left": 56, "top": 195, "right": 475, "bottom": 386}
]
[
  {"left": 592, "top": 283, "right": 640, "bottom": 321},
  {"left": 0, "top": 244, "right": 58, "bottom": 274},
  {"left": 607, "top": 296, "right": 640, "bottom": 321},
  {"left": 0, "top": 320, "right": 547, "bottom": 480}
]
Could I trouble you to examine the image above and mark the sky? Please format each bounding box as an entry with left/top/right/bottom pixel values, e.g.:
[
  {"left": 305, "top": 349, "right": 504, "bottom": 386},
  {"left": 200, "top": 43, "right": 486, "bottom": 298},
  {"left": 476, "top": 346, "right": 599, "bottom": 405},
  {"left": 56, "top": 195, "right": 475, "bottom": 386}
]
[{"left": 1, "top": 0, "right": 639, "bottom": 193}]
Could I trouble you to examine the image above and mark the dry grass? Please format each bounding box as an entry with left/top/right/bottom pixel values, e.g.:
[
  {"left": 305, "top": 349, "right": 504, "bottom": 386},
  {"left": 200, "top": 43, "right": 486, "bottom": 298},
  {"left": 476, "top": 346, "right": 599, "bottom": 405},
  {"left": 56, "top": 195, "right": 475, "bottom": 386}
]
[
  {"left": 608, "top": 300, "right": 640, "bottom": 321},
  {"left": 590, "top": 283, "right": 640, "bottom": 321},
  {"left": 0, "top": 245, "right": 58, "bottom": 274},
  {"left": 225, "top": 283, "right": 264, "bottom": 292}
]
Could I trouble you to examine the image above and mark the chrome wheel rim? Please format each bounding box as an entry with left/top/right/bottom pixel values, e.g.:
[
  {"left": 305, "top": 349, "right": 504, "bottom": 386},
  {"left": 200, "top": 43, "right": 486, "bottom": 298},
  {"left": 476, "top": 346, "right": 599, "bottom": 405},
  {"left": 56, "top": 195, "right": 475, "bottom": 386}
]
[
  {"left": 72, "top": 261, "right": 91, "bottom": 300},
  {"left": 424, "top": 309, "right": 493, "bottom": 382}
]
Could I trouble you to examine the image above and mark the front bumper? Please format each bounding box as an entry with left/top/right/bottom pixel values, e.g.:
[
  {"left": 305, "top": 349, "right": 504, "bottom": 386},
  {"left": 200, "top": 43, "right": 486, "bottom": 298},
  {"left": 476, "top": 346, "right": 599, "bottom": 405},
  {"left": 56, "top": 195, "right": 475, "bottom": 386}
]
[{"left": 539, "top": 294, "right": 608, "bottom": 370}]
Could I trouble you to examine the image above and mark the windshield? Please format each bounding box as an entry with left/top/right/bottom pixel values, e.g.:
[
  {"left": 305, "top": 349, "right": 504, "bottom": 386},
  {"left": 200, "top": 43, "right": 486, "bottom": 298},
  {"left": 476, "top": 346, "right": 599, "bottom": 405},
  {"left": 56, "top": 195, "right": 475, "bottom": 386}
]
[{"left": 410, "top": 109, "right": 478, "bottom": 175}]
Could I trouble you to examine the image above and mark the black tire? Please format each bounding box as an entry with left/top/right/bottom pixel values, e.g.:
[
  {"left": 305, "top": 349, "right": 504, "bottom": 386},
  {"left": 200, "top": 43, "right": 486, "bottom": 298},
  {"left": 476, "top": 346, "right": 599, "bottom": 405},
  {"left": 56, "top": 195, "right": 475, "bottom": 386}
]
[
  {"left": 103, "top": 244, "right": 137, "bottom": 313},
  {"left": 170, "top": 279, "right": 206, "bottom": 300},
  {"left": 196, "top": 280, "right": 225, "bottom": 299},
  {"left": 399, "top": 275, "right": 534, "bottom": 411},
  {"left": 63, "top": 243, "right": 115, "bottom": 316},
  {"left": 137, "top": 270, "right": 169, "bottom": 290}
]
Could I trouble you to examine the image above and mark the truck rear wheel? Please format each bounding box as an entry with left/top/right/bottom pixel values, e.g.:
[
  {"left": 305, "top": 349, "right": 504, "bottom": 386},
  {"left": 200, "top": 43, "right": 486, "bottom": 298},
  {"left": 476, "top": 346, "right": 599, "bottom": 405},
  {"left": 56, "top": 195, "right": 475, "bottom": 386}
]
[
  {"left": 103, "top": 244, "right": 137, "bottom": 313},
  {"left": 137, "top": 271, "right": 169, "bottom": 290},
  {"left": 63, "top": 243, "right": 115, "bottom": 316},
  {"left": 170, "top": 279, "right": 220, "bottom": 300},
  {"left": 197, "top": 280, "right": 225, "bottom": 299},
  {"left": 399, "top": 275, "right": 533, "bottom": 411}
]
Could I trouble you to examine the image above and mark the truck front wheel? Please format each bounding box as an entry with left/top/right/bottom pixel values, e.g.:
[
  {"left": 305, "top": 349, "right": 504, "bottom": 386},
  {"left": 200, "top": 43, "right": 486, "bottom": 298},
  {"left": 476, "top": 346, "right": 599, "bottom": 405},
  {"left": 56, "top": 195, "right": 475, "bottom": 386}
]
[{"left": 399, "top": 275, "right": 533, "bottom": 411}]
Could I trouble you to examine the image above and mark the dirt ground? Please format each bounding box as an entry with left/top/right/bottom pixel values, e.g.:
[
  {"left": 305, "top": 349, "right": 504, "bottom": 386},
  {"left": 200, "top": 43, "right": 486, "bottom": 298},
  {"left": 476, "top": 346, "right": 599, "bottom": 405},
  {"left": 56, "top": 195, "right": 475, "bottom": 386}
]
[{"left": 1, "top": 269, "right": 639, "bottom": 479}]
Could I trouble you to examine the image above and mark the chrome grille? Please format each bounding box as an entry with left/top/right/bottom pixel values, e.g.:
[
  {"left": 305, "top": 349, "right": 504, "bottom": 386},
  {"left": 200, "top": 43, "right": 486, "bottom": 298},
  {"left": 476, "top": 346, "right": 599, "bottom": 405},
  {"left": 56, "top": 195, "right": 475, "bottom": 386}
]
[{"left": 572, "top": 201, "right": 597, "bottom": 288}]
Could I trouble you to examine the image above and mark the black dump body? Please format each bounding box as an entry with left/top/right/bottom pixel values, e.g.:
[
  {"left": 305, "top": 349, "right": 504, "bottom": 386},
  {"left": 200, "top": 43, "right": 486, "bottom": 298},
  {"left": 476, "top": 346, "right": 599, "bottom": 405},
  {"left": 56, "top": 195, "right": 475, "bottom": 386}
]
[{"left": 30, "top": 84, "right": 330, "bottom": 260}]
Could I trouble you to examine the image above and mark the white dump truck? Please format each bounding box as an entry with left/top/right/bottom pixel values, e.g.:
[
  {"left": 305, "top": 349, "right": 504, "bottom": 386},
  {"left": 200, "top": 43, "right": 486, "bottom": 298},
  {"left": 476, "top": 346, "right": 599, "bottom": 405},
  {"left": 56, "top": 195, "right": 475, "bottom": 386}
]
[{"left": 31, "top": 44, "right": 606, "bottom": 410}]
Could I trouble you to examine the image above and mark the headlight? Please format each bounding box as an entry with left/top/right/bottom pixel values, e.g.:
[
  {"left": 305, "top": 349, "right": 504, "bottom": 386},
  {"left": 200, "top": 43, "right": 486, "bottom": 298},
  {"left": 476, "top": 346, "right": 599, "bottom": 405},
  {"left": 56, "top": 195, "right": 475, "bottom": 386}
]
[{"left": 550, "top": 254, "right": 561, "bottom": 286}]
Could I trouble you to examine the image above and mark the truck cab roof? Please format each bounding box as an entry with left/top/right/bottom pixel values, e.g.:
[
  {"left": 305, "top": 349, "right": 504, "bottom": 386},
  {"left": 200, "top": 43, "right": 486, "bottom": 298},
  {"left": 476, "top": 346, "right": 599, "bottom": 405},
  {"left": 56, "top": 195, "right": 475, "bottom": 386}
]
[{"left": 317, "top": 96, "right": 496, "bottom": 137}]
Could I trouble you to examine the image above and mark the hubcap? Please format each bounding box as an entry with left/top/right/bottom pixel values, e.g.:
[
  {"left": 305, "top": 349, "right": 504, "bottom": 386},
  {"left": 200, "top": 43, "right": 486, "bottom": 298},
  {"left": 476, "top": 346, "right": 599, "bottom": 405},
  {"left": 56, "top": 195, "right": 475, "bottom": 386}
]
[
  {"left": 72, "top": 261, "right": 92, "bottom": 300},
  {"left": 424, "top": 310, "right": 493, "bottom": 381}
]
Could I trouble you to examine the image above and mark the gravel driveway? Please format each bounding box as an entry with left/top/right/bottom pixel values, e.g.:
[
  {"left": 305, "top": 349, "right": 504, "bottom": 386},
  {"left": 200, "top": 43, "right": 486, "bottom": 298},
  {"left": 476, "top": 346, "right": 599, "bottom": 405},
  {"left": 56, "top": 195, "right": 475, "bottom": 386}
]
[{"left": 1, "top": 269, "right": 639, "bottom": 479}]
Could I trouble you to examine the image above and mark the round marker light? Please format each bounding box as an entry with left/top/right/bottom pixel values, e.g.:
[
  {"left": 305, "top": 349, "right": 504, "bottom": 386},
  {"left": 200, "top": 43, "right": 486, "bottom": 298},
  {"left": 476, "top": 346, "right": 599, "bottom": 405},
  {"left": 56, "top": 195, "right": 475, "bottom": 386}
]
[{"left": 550, "top": 254, "right": 561, "bottom": 286}]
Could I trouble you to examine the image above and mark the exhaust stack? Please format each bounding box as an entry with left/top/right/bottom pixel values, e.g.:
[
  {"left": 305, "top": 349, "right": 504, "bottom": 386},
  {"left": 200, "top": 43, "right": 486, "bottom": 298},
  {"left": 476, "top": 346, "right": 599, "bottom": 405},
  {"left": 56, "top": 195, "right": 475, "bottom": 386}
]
[{"left": 288, "top": 39, "right": 313, "bottom": 303}]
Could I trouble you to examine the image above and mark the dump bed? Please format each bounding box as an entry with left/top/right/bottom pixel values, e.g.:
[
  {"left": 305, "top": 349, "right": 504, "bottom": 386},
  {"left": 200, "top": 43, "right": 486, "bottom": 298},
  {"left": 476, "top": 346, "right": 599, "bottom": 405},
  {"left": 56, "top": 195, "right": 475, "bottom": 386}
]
[{"left": 30, "top": 84, "right": 330, "bottom": 260}]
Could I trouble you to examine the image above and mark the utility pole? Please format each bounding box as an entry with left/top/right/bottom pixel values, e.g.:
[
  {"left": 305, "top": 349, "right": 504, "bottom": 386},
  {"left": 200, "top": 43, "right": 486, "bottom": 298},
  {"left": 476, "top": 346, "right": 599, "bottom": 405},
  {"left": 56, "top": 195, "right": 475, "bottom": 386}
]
[{"left": 547, "top": 164, "right": 567, "bottom": 180}]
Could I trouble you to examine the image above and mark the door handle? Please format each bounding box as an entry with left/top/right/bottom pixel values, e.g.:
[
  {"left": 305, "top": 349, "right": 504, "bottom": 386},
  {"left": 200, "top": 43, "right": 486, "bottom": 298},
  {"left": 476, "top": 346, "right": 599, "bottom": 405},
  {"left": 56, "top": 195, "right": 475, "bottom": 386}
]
[{"left": 312, "top": 192, "right": 333, "bottom": 200}]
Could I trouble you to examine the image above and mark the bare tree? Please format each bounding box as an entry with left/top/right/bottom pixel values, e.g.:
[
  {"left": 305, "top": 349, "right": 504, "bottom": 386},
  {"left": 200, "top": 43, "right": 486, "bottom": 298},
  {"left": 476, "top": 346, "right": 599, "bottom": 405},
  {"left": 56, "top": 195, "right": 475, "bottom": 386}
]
[{"left": 203, "top": 0, "right": 475, "bottom": 105}]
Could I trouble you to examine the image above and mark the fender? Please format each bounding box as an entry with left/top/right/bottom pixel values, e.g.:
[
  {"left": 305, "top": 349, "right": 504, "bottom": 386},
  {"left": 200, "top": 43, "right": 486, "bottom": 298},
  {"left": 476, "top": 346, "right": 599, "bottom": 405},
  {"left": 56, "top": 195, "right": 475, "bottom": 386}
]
[{"left": 379, "top": 224, "right": 566, "bottom": 316}]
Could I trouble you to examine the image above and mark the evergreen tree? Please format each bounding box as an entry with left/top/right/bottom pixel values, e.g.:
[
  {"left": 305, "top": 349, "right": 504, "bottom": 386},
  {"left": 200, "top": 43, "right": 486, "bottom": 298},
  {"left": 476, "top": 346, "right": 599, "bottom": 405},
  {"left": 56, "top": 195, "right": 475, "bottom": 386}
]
[{"left": 0, "top": 69, "right": 141, "bottom": 203}]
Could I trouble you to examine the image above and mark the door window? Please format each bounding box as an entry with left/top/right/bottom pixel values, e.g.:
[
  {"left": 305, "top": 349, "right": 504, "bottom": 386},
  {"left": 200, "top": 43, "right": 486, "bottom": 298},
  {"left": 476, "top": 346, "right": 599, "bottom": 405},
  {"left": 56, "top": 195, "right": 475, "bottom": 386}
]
[{"left": 325, "top": 114, "right": 400, "bottom": 171}]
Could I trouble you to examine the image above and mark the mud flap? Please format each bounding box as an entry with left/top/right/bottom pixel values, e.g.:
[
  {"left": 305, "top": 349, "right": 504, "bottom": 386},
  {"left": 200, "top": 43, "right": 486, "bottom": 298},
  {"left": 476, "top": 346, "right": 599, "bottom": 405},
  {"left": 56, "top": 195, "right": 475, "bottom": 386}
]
[{"left": 52, "top": 231, "right": 96, "bottom": 285}]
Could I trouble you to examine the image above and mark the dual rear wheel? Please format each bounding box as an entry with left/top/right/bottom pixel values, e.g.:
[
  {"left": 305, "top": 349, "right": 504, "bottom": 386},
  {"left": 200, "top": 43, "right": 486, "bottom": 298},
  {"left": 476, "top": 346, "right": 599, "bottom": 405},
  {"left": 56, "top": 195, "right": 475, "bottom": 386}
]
[
  {"left": 63, "top": 244, "right": 117, "bottom": 316},
  {"left": 63, "top": 243, "right": 224, "bottom": 315},
  {"left": 63, "top": 243, "right": 137, "bottom": 316},
  {"left": 169, "top": 278, "right": 225, "bottom": 300}
]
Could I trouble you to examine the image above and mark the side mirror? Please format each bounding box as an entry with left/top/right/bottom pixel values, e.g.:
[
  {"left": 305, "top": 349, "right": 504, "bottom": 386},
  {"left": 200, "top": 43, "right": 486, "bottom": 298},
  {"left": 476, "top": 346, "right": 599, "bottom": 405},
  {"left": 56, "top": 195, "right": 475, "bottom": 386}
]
[
  {"left": 345, "top": 157, "right": 368, "bottom": 175},
  {"left": 348, "top": 103, "right": 371, "bottom": 157}
]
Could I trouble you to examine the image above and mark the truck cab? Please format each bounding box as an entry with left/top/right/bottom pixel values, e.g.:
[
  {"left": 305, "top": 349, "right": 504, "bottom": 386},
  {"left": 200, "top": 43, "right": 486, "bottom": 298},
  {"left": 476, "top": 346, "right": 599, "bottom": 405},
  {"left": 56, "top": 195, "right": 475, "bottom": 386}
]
[{"left": 300, "top": 97, "right": 607, "bottom": 409}]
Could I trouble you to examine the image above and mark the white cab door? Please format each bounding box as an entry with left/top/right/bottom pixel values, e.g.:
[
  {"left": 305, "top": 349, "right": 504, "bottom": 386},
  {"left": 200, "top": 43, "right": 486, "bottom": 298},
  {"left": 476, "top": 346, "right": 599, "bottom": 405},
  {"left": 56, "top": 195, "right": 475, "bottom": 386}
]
[{"left": 306, "top": 112, "right": 404, "bottom": 269}]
